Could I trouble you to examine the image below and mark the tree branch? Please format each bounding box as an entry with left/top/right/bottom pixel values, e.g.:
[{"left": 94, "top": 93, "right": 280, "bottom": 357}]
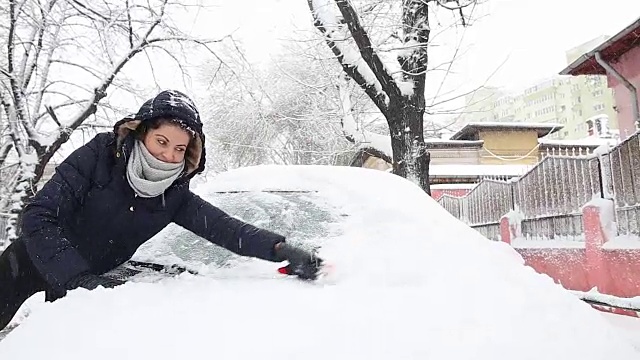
[
  {"left": 41, "top": 0, "right": 170, "bottom": 161},
  {"left": 45, "top": 105, "right": 61, "bottom": 126},
  {"left": 0, "top": 142, "right": 15, "bottom": 169},
  {"left": 33, "top": 100, "right": 85, "bottom": 122},
  {"left": 68, "top": 0, "right": 112, "bottom": 22},
  {"left": 50, "top": 59, "right": 104, "bottom": 80},
  {"left": 32, "top": 21, "right": 63, "bottom": 118},
  {"left": 337, "top": 74, "right": 392, "bottom": 158},
  {"left": 126, "top": 0, "right": 133, "bottom": 48},
  {"left": 307, "top": 0, "right": 389, "bottom": 116},
  {"left": 1, "top": 95, "right": 26, "bottom": 158},
  {"left": 17, "top": 18, "right": 40, "bottom": 82},
  {"left": 22, "top": 0, "right": 58, "bottom": 90},
  {"left": 6, "top": 0, "right": 40, "bottom": 145},
  {"left": 434, "top": 0, "right": 475, "bottom": 11},
  {"left": 334, "top": 0, "right": 401, "bottom": 100}
]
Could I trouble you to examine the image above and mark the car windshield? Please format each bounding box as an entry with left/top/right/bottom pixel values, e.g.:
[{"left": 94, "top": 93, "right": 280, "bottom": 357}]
[{"left": 135, "top": 191, "right": 345, "bottom": 267}]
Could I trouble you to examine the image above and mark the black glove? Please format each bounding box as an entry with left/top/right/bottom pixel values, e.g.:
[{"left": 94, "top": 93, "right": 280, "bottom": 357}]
[
  {"left": 275, "top": 242, "right": 323, "bottom": 280},
  {"left": 65, "top": 273, "right": 125, "bottom": 291}
]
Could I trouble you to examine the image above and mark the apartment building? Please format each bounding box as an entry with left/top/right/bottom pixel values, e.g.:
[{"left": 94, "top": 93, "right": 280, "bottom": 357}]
[{"left": 460, "top": 38, "right": 618, "bottom": 140}]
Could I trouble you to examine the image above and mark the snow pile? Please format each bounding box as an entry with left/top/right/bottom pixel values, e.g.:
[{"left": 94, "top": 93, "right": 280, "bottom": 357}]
[
  {"left": 571, "top": 288, "right": 640, "bottom": 311},
  {"left": 601, "top": 313, "right": 640, "bottom": 351},
  {"left": 0, "top": 166, "right": 637, "bottom": 359},
  {"left": 583, "top": 196, "right": 617, "bottom": 242}
]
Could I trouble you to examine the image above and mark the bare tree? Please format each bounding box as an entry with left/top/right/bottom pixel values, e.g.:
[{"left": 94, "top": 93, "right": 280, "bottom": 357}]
[
  {"left": 306, "top": 0, "right": 476, "bottom": 194},
  {"left": 0, "top": 0, "right": 230, "bottom": 245},
  {"left": 200, "top": 50, "right": 355, "bottom": 173}
]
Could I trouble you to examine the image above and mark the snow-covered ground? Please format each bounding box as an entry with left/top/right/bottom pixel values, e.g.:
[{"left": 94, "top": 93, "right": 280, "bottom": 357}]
[
  {"left": 601, "top": 313, "right": 640, "bottom": 351},
  {"left": 0, "top": 165, "right": 638, "bottom": 359}
]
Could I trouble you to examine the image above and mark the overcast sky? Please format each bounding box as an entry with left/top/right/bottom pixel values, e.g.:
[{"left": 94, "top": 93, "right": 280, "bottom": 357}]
[
  {"left": 110, "top": 0, "right": 640, "bottom": 118},
  {"left": 54, "top": 0, "right": 640, "bottom": 161},
  {"left": 183, "top": 0, "right": 640, "bottom": 101}
]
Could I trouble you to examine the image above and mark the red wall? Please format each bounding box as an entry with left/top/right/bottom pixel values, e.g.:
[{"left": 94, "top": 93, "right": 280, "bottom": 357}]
[
  {"left": 515, "top": 248, "right": 640, "bottom": 298},
  {"left": 607, "top": 45, "right": 640, "bottom": 140},
  {"left": 431, "top": 189, "right": 471, "bottom": 201},
  {"left": 600, "top": 250, "right": 640, "bottom": 297},
  {"left": 501, "top": 206, "right": 640, "bottom": 299},
  {"left": 517, "top": 248, "right": 591, "bottom": 290}
]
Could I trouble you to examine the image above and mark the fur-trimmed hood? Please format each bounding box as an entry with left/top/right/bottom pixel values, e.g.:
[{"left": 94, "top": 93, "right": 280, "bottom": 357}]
[{"left": 112, "top": 90, "right": 206, "bottom": 179}]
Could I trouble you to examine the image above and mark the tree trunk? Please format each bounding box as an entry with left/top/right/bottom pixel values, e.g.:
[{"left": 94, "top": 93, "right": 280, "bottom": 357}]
[
  {"left": 388, "top": 99, "right": 430, "bottom": 195},
  {"left": 306, "top": 0, "right": 433, "bottom": 194}
]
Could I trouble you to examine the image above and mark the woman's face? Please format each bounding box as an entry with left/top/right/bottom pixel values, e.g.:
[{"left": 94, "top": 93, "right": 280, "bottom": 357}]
[{"left": 143, "top": 123, "right": 191, "bottom": 164}]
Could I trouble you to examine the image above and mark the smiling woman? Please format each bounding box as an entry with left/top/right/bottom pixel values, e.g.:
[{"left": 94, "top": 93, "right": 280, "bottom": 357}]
[
  {"left": 0, "top": 90, "right": 324, "bottom": 332},
  {"left": 138, "top": 119, "right": 192, "bottom": 164}
]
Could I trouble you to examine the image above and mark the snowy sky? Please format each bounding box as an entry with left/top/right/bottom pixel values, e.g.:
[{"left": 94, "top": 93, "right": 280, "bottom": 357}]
[
  {"left": 50, "top": 0, "right": 640, "bottom": 161},
  {"left": 175, "top": 0, "right": 640, "bottom": 105}
]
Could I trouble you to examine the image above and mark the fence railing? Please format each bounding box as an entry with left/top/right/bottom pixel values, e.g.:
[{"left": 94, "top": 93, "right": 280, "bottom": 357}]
[
  {"left": 439, "top": 180, "right": 513, "bottom": 241},
  {"left": 438, "top": 132, "right": 640, "bottom": 242},
  {"left": 607, "top": 132, "right": 640, "bottom": 237}
]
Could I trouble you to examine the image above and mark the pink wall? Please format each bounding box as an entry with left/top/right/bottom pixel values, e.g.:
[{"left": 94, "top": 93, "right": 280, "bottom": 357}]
[
  {"left": 517, "top": 248, "right": 591, "bottom": 290},
  {"left": 607, "top": 45, "right": 640, "bottom": 140},
  {"left": 431, "top": 189, "right": 470, "bottom": 201},
  {"left": 500, "top": 206, "right": 640, "bottom": 299},
  {"left": 600, "top": 250, "right": 640, "bottom": 297},
  {"left": 514, "top": 248, "right": 640, "bottom": 298}
]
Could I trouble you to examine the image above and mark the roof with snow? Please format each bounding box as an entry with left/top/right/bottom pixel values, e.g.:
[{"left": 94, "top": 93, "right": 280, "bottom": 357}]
[
  {"left": 449, "top": 122, "right": 563, "bottom": 141},
  {"left": 538, "top": 137, "right": 619, "bottom": 148},
  {"left": 560, "top": 17, "right": 640, "bottom": 76},
  {"left": 424, "top": 139, "right": 484, "bottom": 148},
  {"left": 429, "top": 164, "right": 532, "bottom": 178}
]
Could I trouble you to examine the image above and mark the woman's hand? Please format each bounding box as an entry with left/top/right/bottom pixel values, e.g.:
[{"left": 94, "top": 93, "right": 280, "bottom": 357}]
[{"left": 274, "top": 242, "right": 323, "bottom": 280}]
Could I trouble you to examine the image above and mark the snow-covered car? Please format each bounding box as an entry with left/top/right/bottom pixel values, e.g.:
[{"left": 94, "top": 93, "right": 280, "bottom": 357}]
[{"left": 0, "top": 165, "right": 638, "bottom": 359}]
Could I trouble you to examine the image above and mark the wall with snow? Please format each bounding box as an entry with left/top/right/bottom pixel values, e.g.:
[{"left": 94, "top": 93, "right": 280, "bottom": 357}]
[
  {"left": 437, "top": 132, "right": 640, "bottom": 301},
  {"left": 607, "top": 45, "right": 640, "bottom": 140},
  {"left": 500, "top": 202, "right": 640, "bottom": 299}
]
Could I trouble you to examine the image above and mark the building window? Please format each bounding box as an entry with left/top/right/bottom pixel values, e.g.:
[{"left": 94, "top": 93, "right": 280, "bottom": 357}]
[
  {"left": 587, "top": 75, "right": 603, "bottom": 86},
  {"left": 593, "top": 103, "right": 605, "bottom": 112},
  {"left": 593, "top": 89, "right": 603, "bottom": 97}
]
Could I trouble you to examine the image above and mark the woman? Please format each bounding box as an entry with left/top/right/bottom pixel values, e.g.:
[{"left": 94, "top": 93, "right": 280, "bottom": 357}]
[{"left": 0, "top": 90, "right": 322, "bottom": 331}]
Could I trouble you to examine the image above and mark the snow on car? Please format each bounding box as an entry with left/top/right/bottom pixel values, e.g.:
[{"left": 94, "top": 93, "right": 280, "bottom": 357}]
[{"left": 0, "top": 165, "right": 637, "bottom": 359}]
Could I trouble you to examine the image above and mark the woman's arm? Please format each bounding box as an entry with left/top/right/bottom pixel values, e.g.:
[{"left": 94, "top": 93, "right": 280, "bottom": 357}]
[{"left": 172, "top": 192, "right": 285, "bottom": 262}]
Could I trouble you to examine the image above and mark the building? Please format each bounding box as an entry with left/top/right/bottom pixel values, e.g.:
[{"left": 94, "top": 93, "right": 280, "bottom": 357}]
[
  {"left": 352, "top": 122, "right": 612, "bottom": 189},
  {"left": 459, "top": 86, "right": 504, "bottom": 123},
  {"left": 560, "top": 17, "right": 640, "bottom": 140},
  {"left": 566, "top": 35, "right": 611, "bottom": 65},
  {"left": 460, "top": 38, "right": 618, "bottom": 140},
  {"left": 444, "top": 122, "right": 562, "bottom": 165}
]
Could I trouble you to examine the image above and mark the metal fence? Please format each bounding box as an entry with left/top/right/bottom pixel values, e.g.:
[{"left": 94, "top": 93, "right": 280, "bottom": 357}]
[
  {"left": 605, "top": 133, "right": 640, "bottom": 236},
  {"left": 439, "top": 180, "right": 513, "bottom": 241},
  {"left": 514, "top": 155, "right": 601, "bottom": 241},
  {"left": 438, "top": 131, "right": 640, "bottom": 242}
]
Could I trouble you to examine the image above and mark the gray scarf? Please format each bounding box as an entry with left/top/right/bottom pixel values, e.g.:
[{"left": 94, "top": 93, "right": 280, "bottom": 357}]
[{"left": 126, "top": 140, "right": 184, "bottom": 198}]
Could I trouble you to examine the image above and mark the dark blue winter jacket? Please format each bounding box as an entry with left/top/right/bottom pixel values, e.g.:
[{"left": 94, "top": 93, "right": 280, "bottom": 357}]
[{"left": 19, "top": 91, "right": 285, "bottom": 292}]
